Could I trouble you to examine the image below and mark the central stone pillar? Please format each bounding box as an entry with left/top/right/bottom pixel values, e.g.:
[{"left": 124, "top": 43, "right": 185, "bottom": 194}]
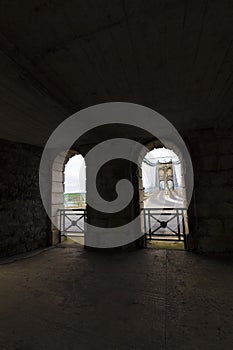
[{"left": 85, "top": 158, "right": 145, "bottom": 249}]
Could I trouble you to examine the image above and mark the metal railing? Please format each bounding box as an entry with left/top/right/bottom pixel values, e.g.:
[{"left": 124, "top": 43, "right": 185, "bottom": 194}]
[
  {"left": 142, "top": 208, "right": 187, "bottom": 243},
  {"left": 58, "top": 208, "right": 87, "bottom": 239},
  {"left": 58, "top": 207, "right": 187, "bottom": 245}
]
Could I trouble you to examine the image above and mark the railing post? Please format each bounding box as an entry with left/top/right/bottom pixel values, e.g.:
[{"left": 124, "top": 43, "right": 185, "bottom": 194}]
[
  {"left": 59, "top": 210, "right": 62, "bottom": 243},
  {"left": 182, "top": 209, "right": 187, "bottom": 249},
  {"left": 63, "top": 209, "right": 65, "bottom": 237},
  {"left": 143, "top": 209, "right": 147, "bottom": 246},
  {"left": 148, "top": 209, "right": 152, "bottom": 240},
  {"left": 177, "top": 209, "right": 181, "bottom": 241}
]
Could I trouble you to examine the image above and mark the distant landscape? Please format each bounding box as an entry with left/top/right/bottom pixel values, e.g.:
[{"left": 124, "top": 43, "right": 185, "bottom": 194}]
[{"left": 64, "top": 193, "right": 86, "bottom": 208}]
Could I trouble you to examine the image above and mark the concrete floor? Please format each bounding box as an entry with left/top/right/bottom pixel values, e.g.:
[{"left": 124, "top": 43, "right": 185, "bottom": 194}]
[{"left": 0, "top": 246, "right": 233, "bottom": 350}]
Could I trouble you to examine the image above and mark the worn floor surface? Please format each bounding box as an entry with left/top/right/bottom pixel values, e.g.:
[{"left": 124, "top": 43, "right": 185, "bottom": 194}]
[{"left": 0, "top": 246, "right": 233, "bottom": 350}]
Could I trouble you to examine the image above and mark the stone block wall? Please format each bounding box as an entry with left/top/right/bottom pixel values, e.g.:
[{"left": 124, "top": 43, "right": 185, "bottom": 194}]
[
  {"left": 0, "top": 139, "right": 51, "bottom": 257},
  {"left": 0, "top": 124, "right": 232, "bottom": 256},
  {"left": 185, "top": 126, "right": 233, "bottom": 252}
]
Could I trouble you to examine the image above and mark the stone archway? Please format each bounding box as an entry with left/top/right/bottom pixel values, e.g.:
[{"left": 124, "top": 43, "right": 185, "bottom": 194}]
[
  {"left": 139, "top": 140, "right": 192, "bottom": 250},
  {"left": 51, "top": 150, "right": 79, "bottom": 244}
]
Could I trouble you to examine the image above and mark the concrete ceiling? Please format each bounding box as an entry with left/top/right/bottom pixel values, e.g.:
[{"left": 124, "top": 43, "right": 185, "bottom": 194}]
[{"left": 0, "top": 0, "right": 233, "bottom": 146}]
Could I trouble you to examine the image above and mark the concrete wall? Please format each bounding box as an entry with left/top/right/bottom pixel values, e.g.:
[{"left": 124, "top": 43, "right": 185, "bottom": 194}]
[
  {"left": 186, "top": 126, "right": 233, "bottom": 252},
  {"left": 0, "top": 139, "right": 51, "bottom": 257},
  {"left": 51, "top": 153, "right": 65, "bottom": 245}
]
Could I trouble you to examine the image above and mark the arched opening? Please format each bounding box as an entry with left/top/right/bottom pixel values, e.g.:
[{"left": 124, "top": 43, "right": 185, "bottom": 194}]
[
  {"left": 64, "top": 154, "right": 86, "bottom": 209},
  {"left": 140, "top": 145, "right": 189, "bottom": 249},
  {"left": 51, "top": 151, "right": 86, "bottom": 245}
]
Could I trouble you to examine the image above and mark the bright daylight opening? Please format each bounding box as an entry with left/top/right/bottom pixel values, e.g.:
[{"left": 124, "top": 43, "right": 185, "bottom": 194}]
[
  {"left": 64, "top": 154, "right": 86, "bottom": 208},
  {"left": 141, "top": 147, "right": 188, "bottom": 249},
  {"left": 61, "top": 154, "right": 86, "bottom": 245}
]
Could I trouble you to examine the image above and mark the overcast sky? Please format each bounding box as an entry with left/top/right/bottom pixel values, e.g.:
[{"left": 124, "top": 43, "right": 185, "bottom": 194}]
[{"left": 64, "top": 155, "right": 86, "bottom": 193}]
